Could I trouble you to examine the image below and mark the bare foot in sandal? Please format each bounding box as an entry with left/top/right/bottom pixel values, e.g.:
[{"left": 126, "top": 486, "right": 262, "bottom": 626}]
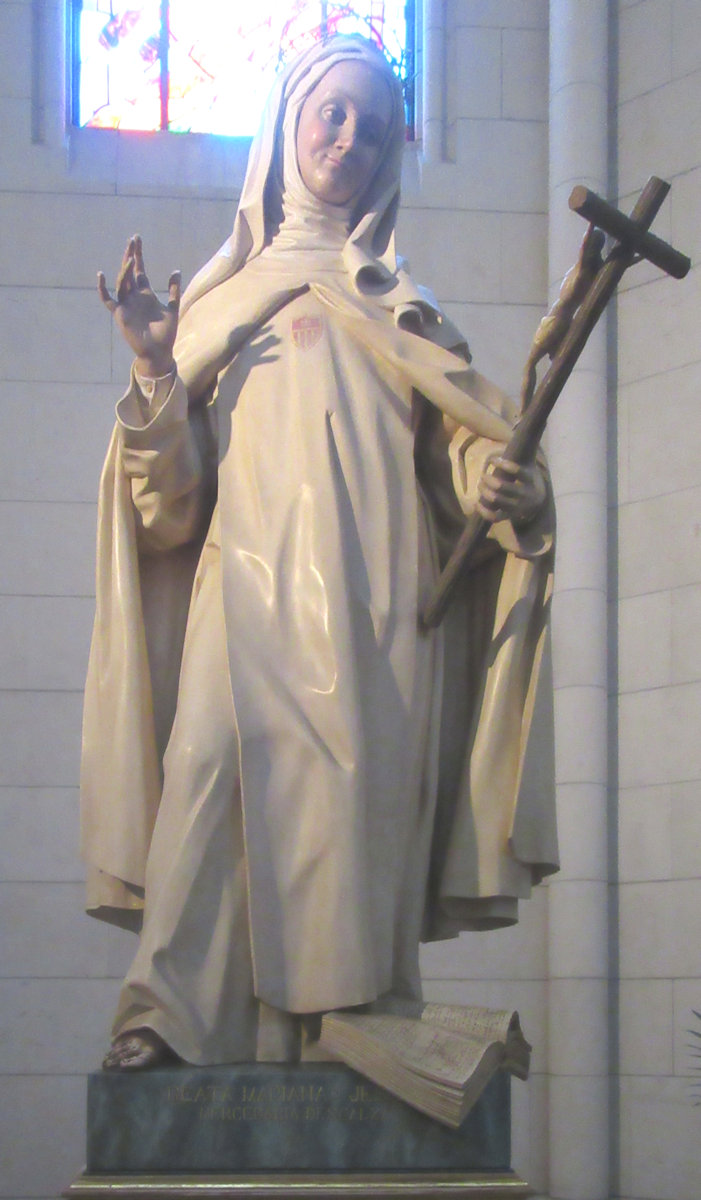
[{"left": 102, "top": 1028, "right": 178, "bottom": 1071}]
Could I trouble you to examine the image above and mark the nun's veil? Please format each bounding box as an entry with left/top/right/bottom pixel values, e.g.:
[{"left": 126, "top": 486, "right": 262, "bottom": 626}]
[
  {"left": 179, "top": 35, "right": 407, "bottom": 320},
  {"left": 174, "top": 35, "right": 479, "bottom": 418}
]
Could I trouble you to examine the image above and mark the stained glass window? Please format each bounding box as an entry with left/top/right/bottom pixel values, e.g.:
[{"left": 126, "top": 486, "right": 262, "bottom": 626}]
[{"left": 72, "top": 1, "right": 414, "bottom": 137}]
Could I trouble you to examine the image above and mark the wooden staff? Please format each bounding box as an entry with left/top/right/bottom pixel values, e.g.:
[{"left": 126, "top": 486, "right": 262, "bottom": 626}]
[{"left": 420, "top": 176, "right": 691, "bottom": 630}]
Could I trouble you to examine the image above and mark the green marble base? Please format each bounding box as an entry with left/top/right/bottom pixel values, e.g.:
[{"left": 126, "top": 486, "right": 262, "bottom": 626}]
[{"left": 85, "top": 1064, "right": 512, "bottom": 1174}]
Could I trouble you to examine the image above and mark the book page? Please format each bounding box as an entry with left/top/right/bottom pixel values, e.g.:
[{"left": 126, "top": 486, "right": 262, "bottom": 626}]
[
  {"left": 321, "top": 1012, "right": 500, "bottom": 1087},
  {"left": 420, "top": 1002, "right": 514, "bottom": 1043},
  {"left": 368, "top": 996, "right": 515, "bottom": 1044}
]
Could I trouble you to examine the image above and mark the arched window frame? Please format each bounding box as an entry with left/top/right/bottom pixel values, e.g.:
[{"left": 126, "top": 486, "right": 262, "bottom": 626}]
[{"left": 26, "top": 1, "right": 441, "bottom": 198}]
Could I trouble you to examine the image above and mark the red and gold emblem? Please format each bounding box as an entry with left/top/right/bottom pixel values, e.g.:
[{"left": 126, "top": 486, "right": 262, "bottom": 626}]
[{"left": 291, "top": 314, "right": 323, "bottom": 351}]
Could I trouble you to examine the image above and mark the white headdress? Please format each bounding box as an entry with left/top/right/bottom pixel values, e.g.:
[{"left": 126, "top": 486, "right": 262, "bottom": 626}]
[{"left": 179, "top": 35, "right": 407, "bottom": 318}]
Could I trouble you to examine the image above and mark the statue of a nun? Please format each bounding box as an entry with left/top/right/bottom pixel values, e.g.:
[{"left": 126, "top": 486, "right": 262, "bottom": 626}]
[{"left": 81, "top": 35, "right": 559, "bottom": 1070}]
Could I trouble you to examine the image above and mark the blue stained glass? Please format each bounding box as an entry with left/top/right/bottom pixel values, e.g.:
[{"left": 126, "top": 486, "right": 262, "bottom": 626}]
[
  {"left": 73, "top": 0, "right": 412, "bottom": 136},
  {"left": 75, "top": 3, "right": 164, "bottom": 130}
]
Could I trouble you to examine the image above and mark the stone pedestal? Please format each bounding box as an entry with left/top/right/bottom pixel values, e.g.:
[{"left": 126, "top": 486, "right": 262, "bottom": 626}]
[{"left": 64, "top": 1063, "right": 529, "bottom": 1199}]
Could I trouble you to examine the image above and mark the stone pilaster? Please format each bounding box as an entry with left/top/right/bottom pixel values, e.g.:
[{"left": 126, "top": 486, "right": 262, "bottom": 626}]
[{"left": 546, "top": 3, "right": 611, "bottom": 1198}]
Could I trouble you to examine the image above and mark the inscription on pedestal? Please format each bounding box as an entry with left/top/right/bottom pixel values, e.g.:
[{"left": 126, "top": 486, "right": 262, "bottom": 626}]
[
  {"left": 164, "top": 1078, "right": 384, "bottom": 1125},
  {"left": 87, "top": 1064, "right": 511, "bottom": 1174}
]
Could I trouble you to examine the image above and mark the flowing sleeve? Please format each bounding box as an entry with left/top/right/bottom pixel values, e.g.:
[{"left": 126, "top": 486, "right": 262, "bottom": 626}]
[
  {"left": 81, "top": 371, "right": 216, "bottom": 926},
  {"left": 414, "top": 378, "right": 558, "bottom": 938},
  {"left": 116, "top": 367, "right": 215, "bottom": 552},
  {"left": 414, "top": 398, "right": 554, "bottom": 566},
  {"left": 448, "top": 425, "right": 554, "bottom": 559}
]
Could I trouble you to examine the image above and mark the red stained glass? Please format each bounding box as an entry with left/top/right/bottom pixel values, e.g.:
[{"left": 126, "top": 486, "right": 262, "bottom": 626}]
[{"left": 73, "top": 0, "right": 412, "bottom": 136}]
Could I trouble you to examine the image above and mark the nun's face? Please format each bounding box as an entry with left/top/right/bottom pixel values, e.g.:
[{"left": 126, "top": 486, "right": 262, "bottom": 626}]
[{"left": 296, "top": 60, "right": 393, "bottom": 206}]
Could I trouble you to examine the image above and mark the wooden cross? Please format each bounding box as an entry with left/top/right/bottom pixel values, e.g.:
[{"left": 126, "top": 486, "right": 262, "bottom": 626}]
[{"left": 421, "top": 176, "right": 691, "bottom": 630}]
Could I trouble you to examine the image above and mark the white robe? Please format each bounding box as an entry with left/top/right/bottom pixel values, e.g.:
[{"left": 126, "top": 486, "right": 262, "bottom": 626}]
[{"left": 82, "top": 280, "right": 557, "bottom": 1063}]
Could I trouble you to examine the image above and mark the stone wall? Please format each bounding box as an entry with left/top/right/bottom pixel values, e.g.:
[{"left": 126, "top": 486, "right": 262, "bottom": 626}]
[{"left": 614, "top": 3, "right": 701, "bottom": 1198}]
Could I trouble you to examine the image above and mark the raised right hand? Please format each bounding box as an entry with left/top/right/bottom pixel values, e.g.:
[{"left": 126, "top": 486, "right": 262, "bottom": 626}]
[{"left": 98, "top": 235, "right": 181, "bottom": 378}]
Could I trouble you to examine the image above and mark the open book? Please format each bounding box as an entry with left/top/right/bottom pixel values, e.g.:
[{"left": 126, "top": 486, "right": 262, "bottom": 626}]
[{"left": 319, "top": 998, "right": 531, "bottom": 1129}]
